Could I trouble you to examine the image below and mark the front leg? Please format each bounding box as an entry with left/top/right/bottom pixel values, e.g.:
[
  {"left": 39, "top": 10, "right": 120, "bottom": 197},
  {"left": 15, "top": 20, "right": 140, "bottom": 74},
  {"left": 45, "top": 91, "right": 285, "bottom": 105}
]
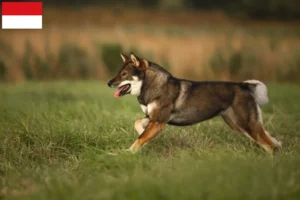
[
  {"left": 134, "top": 118, "right": 150, "bottom": 135},
  {"left": 129, "top": 121, "right": 165, "bottom": 152},
  {"left": 129, "top": 101, "right": 172, "bottom": 152}
]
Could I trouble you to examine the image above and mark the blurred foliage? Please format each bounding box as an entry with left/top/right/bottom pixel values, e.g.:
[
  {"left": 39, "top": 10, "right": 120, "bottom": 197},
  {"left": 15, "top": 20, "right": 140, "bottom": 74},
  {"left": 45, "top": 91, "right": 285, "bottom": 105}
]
[
  {"left": 0, "top": 40, "right": 13, "bottom": 82},
  {"left": 228, "top": 52, "right": 242, "bottom": 76},
  {"left": 276, "top": 48, "right": 300, "bottom": 82},
  {"left": 0, "top": 60, "right": 6, "bottom": 82},
  {"left": 99, "top": 43, "right": 145, "bottom": 76},
  {"left": 227, "top": 0, "right": 300, "bottom": 20},
  {"left": 210, "top": 49, "right": 226, "bottom": 75},
  {"left": 57, "top": 43, "right": 94, "bottom": 79},
  {"left": 99, "top": 43, "right": 124, "bottom": 76},
  {"left": 22, "top": 40, "right": 34, "bottom": 79},
  {"left": 210, "top": 46, "right": 264, "bottom": 80},
  {"left": 37, "top": 0, "right": 300, "bottom": 20},
  {"left": 0, "top": 40, "right": 14, "bottom": 57},
  {"left": 0, "top": 30, "right": 299, "bottom": 83}
]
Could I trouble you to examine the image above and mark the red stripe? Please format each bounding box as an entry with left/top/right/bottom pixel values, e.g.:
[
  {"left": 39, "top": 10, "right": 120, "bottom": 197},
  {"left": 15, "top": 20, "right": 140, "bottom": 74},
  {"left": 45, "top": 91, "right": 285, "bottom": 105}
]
[{"left": 2, "top": 2, "right": 42, "bottom": 15}]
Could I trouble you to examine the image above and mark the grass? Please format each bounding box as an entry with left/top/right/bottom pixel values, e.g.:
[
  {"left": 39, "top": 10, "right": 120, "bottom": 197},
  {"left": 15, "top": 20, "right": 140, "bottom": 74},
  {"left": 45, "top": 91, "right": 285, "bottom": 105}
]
[{"left": 0, "top": 81, "right": 300, "bottom": 199}]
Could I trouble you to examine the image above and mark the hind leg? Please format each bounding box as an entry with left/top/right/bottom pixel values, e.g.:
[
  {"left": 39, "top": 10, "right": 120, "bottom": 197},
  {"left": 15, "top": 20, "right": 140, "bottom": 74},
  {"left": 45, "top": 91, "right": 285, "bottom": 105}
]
[
  {"left": 221, "top": 107, "right": 244, "bottom": 132},
  {"left": 222, "top": 99, "right": 281, "bottom": 153},
  {"left": 222, "top": 106, "right": 257, "bottom": 144},
  {"left": 251, "top": 120, "right": 282, "bottom": 152}
]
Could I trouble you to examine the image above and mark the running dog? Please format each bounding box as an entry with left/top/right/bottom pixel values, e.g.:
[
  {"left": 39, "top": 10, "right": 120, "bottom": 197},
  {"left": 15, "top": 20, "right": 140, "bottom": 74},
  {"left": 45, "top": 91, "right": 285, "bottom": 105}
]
[{"left": 107, "top": 53, "right": 282, "bottom": 153}]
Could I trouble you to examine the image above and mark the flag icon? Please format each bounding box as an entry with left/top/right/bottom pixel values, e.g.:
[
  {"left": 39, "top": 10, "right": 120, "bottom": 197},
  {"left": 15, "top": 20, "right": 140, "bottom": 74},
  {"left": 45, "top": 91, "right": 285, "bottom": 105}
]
[{"left": 2, "top": 2, "right": 42, "bottom": 29}]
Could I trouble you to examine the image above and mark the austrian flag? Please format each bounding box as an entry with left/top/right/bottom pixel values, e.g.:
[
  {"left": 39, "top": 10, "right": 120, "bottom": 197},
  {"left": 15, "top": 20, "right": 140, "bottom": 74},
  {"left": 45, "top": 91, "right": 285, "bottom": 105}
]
[{"left": 2, "top": 2, "right": 42, "bottom": 29}]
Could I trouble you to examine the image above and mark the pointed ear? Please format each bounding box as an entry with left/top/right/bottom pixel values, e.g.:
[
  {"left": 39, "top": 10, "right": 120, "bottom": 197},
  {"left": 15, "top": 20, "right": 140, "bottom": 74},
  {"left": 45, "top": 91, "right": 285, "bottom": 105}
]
[
  {"left": 141, "top": 59, "right": 149, "bottom": 70},
  {"left": 130, "top": 53, "right": 149, "bottom": 70},
  {"left": 130, "top": 53, "right": 140, "bottom": 67},
  {"left": 120, "top": 53, "right": 130, "bottom": 62}
]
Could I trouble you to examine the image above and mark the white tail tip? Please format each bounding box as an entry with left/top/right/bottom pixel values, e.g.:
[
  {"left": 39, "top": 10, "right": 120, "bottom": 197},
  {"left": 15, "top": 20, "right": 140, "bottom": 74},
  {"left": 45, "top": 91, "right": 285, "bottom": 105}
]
[{"left": 244, "top": 80, "right": 269, "bottom": 106}]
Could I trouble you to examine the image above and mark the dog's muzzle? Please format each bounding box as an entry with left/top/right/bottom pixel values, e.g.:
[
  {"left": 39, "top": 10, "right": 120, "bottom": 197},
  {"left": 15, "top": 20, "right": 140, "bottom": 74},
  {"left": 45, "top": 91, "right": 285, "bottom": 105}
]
[{"left": 107, "top": 80, "right": 114, "bottom": 88}]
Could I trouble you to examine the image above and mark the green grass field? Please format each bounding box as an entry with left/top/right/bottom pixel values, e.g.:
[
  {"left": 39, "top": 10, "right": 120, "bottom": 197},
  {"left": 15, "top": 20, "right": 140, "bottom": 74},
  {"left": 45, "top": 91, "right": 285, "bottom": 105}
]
[{"left": 1, "top": 81, "right": 300, "bottom": 200}]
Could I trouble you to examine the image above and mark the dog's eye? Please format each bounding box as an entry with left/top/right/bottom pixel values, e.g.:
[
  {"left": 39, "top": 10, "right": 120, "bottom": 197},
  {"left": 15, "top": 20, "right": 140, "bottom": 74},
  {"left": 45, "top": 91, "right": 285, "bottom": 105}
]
[{"left": 121, "top": 72, "right": 127, "bottom": 77}]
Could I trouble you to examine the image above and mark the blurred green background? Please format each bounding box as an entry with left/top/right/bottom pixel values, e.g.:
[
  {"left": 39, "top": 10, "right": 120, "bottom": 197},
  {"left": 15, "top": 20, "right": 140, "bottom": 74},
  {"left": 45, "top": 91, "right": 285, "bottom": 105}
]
[
  {"left": 1, "top": 1, "right": 300, "bottom": 199},
  {"left": 1, "top": 0, "right": 300, "bottom": 83}
]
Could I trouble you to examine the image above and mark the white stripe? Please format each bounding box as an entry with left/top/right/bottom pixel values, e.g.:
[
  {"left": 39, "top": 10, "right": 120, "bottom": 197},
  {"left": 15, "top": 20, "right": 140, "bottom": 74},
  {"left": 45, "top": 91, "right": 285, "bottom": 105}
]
[{"left": 2, "top": 16, "right": 42, "bottom": 29}]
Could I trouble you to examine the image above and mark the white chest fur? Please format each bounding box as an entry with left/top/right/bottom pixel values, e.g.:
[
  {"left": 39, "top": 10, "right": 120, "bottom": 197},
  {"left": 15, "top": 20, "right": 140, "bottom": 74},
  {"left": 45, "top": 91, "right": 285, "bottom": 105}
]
[
  {"left": 140, "top": 102, "right": 157, "bottom": 116},
  {"left": 130, "top": 76, "right": 143, "bottom": 96},
  {"left": 140, "top": 104, "right": 147, "bottom": 114}
]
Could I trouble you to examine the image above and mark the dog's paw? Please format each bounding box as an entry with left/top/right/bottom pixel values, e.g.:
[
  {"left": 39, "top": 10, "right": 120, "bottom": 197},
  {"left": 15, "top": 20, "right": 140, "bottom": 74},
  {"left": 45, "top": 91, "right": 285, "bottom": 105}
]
[
  {"left": 128, "top": 147, "right": 137, "bottom": 154},
  {"left": 128, "top": 140, "right": 141, "bottom": 153},
  {"left": 128, "top": 146, "right": 140, "bottom": 154},
  {"left": 117, "top": 148, "right": 132, "bottom": 154}
]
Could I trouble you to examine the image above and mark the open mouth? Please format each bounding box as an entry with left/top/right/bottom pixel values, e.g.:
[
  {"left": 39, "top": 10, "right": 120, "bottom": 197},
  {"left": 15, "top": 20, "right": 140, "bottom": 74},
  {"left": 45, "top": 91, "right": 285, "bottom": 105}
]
[{"left": 114, "top": 84, "right": 131, "bottom": 98}]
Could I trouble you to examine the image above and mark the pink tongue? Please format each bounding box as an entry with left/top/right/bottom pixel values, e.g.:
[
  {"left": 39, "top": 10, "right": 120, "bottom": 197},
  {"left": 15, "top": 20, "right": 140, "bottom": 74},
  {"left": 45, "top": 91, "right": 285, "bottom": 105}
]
[{"left": 114, "top": 88, "right": 123, "bottom": 98}]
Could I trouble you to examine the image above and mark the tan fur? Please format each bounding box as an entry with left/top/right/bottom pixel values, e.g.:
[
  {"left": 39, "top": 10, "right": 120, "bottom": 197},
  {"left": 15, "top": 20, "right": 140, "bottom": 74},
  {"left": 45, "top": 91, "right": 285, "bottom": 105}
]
[
  {"left": 130, "top": 121, "right": 165, "bottom": 152},
  {"left": 174, "top": 81, "right": 191, "bottom": 109},
  {"left": 147, "top": 101, "right": 158, "bottom": 118},
  {"left": 131, "top": 54, "right": 140, "bottom": 67},
  {"left": 135, "top": 118, "right": 150, "bottom": 135}
]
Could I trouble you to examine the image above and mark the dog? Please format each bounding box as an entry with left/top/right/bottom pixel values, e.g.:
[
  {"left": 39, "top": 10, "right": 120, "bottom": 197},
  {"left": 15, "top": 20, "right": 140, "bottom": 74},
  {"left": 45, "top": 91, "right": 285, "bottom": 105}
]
[{"left": 107, "top": 53, "right": 282, "bottom": 153}]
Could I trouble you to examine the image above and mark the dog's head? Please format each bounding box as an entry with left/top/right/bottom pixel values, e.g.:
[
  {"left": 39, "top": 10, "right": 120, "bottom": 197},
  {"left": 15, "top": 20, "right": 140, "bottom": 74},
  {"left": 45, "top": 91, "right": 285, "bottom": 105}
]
[{"left": 107, "top": 53, "right": 149, "bottom": 98}]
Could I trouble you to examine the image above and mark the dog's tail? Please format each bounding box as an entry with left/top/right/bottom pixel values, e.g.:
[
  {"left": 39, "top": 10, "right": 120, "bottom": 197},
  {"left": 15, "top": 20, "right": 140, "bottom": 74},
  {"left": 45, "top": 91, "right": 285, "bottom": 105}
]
[{"left": 243, "top": 80, "right": 269, "bottom": 106}]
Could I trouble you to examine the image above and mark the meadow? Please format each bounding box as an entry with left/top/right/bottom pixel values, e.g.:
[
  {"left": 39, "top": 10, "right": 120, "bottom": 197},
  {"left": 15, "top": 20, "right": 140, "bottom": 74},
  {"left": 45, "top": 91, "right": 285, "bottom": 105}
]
[
  {"left": 1, "top": 81, "right": 300, "bottom": 200},
  {"left": 1, "top": 6, "right": 300, "bottom": 199}
]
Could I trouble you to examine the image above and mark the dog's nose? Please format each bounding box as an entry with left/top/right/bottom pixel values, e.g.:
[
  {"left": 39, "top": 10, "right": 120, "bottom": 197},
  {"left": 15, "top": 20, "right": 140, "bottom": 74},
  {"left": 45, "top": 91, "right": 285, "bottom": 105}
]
[{"left": 107, "top": 80, "right": 113, "bottom": 87}]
